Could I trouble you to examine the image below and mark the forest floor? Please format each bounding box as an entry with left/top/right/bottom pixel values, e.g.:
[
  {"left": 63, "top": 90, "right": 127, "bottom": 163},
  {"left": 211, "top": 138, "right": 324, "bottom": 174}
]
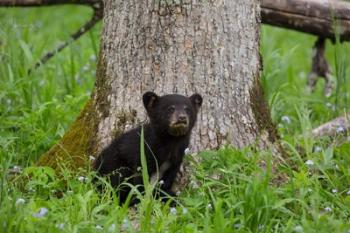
[{"left": 1, "top": 6, "right": 350, "bottom": 233}]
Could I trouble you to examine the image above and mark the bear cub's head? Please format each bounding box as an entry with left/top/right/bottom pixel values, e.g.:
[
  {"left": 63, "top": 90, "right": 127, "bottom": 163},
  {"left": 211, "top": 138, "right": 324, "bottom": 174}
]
[{"left": 143, "top": 92, "right": 202, "bottom": 137}]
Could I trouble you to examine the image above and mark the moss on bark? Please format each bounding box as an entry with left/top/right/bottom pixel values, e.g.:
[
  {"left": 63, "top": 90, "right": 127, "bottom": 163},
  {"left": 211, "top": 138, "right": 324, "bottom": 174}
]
[
  {"left": 36, "top": 41, "right": 110, "bottom": 173},
  {"left": 94, "top": 44, "right": 111, "bottom": 118},
  {"left": 36, "top": 99, "right": 98, "bottom": 172},
  {"left": 249, "top": 74, "right": 290, "bottom": 185},
  {"left": 250, "top": 74, "right": 280, "bottom": 144}
]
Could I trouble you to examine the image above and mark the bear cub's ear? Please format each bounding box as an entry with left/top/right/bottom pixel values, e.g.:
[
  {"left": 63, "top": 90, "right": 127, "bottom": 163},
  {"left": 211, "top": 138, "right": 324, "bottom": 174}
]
[
  {"left": 143, "top": 91, "right": 159, "bottom": 111},
  {"left": 190, "top": 93, "right": 203, "bottom": 111}
]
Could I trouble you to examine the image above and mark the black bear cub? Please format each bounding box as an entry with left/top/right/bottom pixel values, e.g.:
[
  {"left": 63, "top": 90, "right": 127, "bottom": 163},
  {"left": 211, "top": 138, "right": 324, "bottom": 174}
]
[{"left": 94, "top": 91, "right": 202, "bottom": 204}]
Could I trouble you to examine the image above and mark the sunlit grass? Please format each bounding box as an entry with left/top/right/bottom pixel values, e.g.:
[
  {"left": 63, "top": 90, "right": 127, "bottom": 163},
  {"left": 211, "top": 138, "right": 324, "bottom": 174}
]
[{"left": 0, "top": 6, "right": 98, "bottom": 164}]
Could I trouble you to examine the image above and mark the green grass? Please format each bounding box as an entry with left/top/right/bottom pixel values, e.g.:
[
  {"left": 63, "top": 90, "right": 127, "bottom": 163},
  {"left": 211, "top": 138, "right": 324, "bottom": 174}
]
[{"left": 1, "top": 6, "right": 350, "bottom": 233}]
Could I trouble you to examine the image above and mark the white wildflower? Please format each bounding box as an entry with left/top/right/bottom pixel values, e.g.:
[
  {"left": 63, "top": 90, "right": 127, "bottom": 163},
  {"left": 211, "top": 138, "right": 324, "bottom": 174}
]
[
  {"left": 82, "top": 65, "right": 90, "bottom": 72},
  {"left": 299, "top": 71, "right": 306, "bottom": 79},
  {"left": 211, "top": 174, "right": 220, "bottom": 180},
  {"left": 89, "top": 156, "right": 95, "bottom": 161},
  {"left": 90, "top": 55, "right": 97, "bottom": 62},
  {"left": 313, "top": 146, "right": 322, "bottom": 153},
  {"left": 108, "top": 224, "right": 116, "bottom": 232},
  {"left": 95, "top": 225, "right": 103, "bottom": 230},
  {"left": 294, "top": 225, "right": 303, "bottom": 233},
  {"left": 56, "top": 223, "right": 65, "bottom": 229},
  {"left": 325, "top": 102, "right": 336, "bottom": 111},
  {"left": 184, "top": 148, "right": 190, "bottom": 155},
  {"left": 331, "top": 189, "right": 337, "bottom": 194},
  {"left": 324, "top": 207, "right": 332, "bottom": 212},
  {"left": 77, "top": 176, "right": 88, "bottom": 182},
  {"left": 32, "top": 207, "right": 49, "bottom": 218},
  {"left": 336, "top": 126, "right": 345, "bottom": 133},
  {"left": 93, "top": 3, "right": 100, "bottom": 9},
  {"left": 176, "top": 191, "right": 181, "bottom": 196},
  {"left": 169, "top": 207, "right": 177, "bottom": 215},
  {"left": 346, "top": 189, "right": 350, "bottom": 195},
  {"left": 39, "top": 80, "right": 45, "bottom": 87},
  {"left": 15, "top": 198, "right": 25, "bottom": 206},
  {"left": 190, "top": 180, "right": 199, "bottom": 189},
  {"left": 159, "top": 180, "right": 164, "bottom": 185},
  {"left": 207, "top": 204, "right": 212, "bottom": 210},
  {"left": 137, "top": 167, "right": 141, "bottom": 172},
  {"left": 281, "top": 115, "right": 291, "bottom": 124},
  {"left": 122, "top": 218, "right": 130, "bottom": 229},
  {"left": 326, "top": 102, "right": 333, "bottom": 108},
  {"left": 305, "top": 160, "right": 314, "bottom": 166},
  {"left": 12, "top": 165, "right": 22, "bottom": 173}
]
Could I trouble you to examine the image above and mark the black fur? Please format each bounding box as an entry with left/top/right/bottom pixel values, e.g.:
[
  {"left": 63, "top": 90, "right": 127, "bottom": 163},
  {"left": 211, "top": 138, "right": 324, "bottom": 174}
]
[{"left": 94, "top": 92, "right": 202, "bottom": 203}]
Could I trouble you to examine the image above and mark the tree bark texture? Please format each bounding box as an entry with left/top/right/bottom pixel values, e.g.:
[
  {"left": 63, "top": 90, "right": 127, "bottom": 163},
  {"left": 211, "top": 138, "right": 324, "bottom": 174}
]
[
  {"left": 261, "top": 0, "right": 350, "bottom": 41},
  {"left": 38, "top": 0, "right": 277, "bottom": 170},
  {"left": 92, "top": 0, "right": 276, "bottom": 151}
]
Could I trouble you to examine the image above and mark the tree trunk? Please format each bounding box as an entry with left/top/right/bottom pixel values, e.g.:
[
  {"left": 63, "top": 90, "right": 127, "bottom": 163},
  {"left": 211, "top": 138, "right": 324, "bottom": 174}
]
[{"left": 38, "top": 0, "right": 277, "bottom": 172}]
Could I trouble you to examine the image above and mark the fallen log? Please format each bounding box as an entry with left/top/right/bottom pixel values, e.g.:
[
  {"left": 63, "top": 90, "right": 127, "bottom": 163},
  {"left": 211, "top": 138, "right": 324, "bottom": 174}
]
[
  {"left": 261, "top": 0, "right": 350, "bottom": 42},
  {"left": 312, "top": 113, "right": 350, "bottom": 138},
  {"left": 0, "top": 0, "right": 99, "bottom": 7},
  {"left": 2, "top": 0, "right": 350, "bottom": 42}
]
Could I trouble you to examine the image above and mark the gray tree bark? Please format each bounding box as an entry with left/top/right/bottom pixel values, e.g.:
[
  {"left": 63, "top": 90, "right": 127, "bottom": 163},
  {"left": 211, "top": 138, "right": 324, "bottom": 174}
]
[
  {"left": 38, "top": 0, "right": 277, "bottom": 172},
  {"left": 92, "top": 0, "right": 276, "bottom": 152}
]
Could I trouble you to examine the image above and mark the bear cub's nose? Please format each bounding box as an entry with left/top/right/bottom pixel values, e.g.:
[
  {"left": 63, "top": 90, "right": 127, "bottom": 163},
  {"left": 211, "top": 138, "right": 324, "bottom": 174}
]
[{"left": 177, "top": 115, "right": 187, "bottom": 124}]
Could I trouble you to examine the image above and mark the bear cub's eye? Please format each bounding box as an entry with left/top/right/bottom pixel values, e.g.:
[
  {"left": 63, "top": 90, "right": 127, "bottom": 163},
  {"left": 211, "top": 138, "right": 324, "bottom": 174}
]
[
  {"left": 168, "top": 106, "right": 175, "bottom": 113},
  {"left": 184, "top": 106, "right": 191, "bottom": 113}
]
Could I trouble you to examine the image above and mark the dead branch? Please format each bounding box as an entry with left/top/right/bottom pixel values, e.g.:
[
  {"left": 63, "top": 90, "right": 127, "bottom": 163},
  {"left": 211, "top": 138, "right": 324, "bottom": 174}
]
[
  {"left": 29, "top": 3, "right": 102, "bottom": 73},
  {"left": 3, "top": 0, "right": 350, "bottom": 82},
  {"left": 2, "top": 0, "right": 350, "bottom": 43}
]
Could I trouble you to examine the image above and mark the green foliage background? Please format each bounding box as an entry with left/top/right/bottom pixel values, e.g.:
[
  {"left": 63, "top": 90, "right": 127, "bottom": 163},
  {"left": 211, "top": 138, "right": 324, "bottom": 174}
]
[{"left": 1, "top": 6, "right": 350, "bottom": 233}]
